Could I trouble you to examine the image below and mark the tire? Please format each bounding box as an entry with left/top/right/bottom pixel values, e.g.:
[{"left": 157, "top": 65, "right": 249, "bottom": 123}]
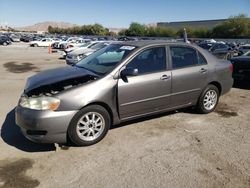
[
  {"left": 196, "top": 84, "right": 219, "bottom": 114},
  {"left": 68, "top": 105, "right": 111, "bottom": 146},
  {"left": 34, "top": 43, "right": 38, "bottom": 47},
  {"left": 3, "top": 42, "right": 7, "bottom": 46}
]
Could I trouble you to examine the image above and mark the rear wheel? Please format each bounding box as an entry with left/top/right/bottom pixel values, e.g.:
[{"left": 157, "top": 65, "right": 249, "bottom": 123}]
[
  {"left": 68, "top": 105, "right": 110, "bottom": 146},
  {"left": 196, "top": 84, "right": 219, "bottom": 114},
  {"left": 33, "top": 43, "right": 38, "bottom": 47},
  {"left": 3, "top": 42, "right": 7, "bottom": 46}
]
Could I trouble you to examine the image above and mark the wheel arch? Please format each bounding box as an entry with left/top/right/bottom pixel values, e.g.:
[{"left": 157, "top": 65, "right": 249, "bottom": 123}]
[
  {"left": 208, "top": 81, "right": 222, "bottom": 95},
  {"left": 80, "top": 102, "right": 114, "bottom": 125}
]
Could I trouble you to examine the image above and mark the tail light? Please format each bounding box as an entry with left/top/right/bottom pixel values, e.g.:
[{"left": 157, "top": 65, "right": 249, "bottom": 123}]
[{"left": 229, "top": 63, "right": 233, "bottom": 73}]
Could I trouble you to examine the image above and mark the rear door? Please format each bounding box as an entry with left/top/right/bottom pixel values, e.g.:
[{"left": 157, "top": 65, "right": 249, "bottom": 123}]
[
  {"left": 118, "top": 46, "right": 172, "bottom": 120},
  {"left": 169, "top": 45, "right": 210, "bottom": 107}
]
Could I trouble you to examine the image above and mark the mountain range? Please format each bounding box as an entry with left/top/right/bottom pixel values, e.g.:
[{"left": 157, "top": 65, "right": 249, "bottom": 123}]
[{"left": 15, "top": 21, "right": 78, "bottom": 31}]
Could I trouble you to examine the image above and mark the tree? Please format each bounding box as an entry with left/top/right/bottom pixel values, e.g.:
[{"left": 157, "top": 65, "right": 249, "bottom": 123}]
[
  {"left": 154, "top": 27, "right": 176, "bottom": 37},
  {"left": 125, "top": 22, "right": 147, "bottom": 36},
  {"left": 118, "top": 29, "right": 127, "bottom": 36},
  {"left": 48, "top": 25, "right": 53, "bottom": 33},
  {"left": 212, "top": 14, "right": 250, "bottom": 38},
  {"left": 47, "top": 14, "right": 250, "bottom": 38}
]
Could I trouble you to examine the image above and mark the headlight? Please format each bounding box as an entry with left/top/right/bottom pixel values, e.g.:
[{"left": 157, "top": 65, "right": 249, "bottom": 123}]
[{"left": 19, "top": 96, "right": 60, "bottom": 111}]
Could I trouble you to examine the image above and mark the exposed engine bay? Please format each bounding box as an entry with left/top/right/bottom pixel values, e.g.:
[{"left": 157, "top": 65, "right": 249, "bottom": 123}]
[{"left": 25, "top": 75, "right": 97, "bottom": 97}]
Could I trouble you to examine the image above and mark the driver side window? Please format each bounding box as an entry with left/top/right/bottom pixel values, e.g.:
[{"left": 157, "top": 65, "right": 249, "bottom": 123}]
[{"left": 127, "top": 47, "right": 166, "bottom": 75}]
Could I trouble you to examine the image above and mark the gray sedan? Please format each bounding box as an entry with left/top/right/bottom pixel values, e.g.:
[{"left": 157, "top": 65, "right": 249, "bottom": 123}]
[{"left": 16, "top": 41, "right": 233, "bottom": 146}]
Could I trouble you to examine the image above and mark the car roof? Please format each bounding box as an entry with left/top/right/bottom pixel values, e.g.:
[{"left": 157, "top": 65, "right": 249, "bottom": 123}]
[{"left": 116, "top": 40, "right": 189, "bottom": 48}]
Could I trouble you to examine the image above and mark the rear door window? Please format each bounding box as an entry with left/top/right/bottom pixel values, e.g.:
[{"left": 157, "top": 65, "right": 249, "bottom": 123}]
[{"left": 170, "top": 46, "right": 201, "bottom": 69}]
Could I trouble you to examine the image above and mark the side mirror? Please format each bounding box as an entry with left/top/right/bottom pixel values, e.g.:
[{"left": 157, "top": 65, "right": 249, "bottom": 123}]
[{"left": 121, "top": 67, "right": 138, "bottom": 77}]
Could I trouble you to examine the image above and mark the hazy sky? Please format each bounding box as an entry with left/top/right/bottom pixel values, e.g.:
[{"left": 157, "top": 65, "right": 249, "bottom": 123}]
[{"left": 0, "top": 0, "right": 249, "bottom": 28}]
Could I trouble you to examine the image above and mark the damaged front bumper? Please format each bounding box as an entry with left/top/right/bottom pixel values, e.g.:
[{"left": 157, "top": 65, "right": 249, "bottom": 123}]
[{"left": 15, "top": 106, "right": 77, "bottom": 144}]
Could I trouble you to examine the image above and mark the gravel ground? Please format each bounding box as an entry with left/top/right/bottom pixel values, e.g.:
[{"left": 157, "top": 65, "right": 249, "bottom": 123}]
[{"left": 0, "top": 43, "right": 249, "bottom": 188}]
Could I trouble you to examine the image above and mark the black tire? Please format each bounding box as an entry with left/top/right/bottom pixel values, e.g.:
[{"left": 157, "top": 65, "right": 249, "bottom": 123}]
[
  {"left": 196, "top": 84, "right": 219, "bottom": 114},
  {"left": 3, "top": 42, "right": 7, "bottom": 46},
  {"left": 68, "top": 105, "right": 111, "bottom": 146},
  {"left": 34, "top": 43, "right": 38, "bottom": 47}
]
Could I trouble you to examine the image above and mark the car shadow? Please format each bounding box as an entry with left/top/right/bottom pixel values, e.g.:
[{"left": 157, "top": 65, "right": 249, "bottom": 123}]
[
  {"left": 1, "top": 108, "right": 56, "bottom": 152},
  {"left": 111, "top": 110, "right": 179, "bottom": 130},
  {"left": 233, "top": 79, "right": 250, "bottom": 90}
]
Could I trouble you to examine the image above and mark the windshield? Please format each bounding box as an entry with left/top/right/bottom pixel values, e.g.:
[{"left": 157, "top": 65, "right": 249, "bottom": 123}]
[
  {"left": 76, "top": 44, "right": 136, "bottom": 75},
  {"left": 80, "top": 42, "right": 91, "bottom": 48},
  {"left": 243, "top": 51, "right": 250, "bottom": 56},
  {"left": 90, "top": 42, "right": 109, "bottom": 50}
]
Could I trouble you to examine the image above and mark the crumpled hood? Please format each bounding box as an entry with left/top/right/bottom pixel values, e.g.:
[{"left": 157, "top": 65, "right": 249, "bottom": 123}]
[{"left": 25, "top": 66, "right": 96, "bottom": 93}]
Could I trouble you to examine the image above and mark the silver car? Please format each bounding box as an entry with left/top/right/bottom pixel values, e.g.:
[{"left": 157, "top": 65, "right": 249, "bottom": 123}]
[
  {"left": 65, "top": 41, "right": 112, "bottom": 65},
  {"left": 15, "top": 41, "right": 233, "bottom": 146}
]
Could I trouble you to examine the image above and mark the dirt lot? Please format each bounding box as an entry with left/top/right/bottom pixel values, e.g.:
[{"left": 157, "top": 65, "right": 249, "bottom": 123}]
[{"left": 0, "top": 43, "right": 249, "bottom": 188}]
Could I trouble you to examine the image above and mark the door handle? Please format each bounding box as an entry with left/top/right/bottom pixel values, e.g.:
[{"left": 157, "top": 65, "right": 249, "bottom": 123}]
[
  {"left": 199, "top": 68, "right": 207, "bottom": 73},
  {"left": 160, "top": 74, "right": 171, "bottom": 80}
]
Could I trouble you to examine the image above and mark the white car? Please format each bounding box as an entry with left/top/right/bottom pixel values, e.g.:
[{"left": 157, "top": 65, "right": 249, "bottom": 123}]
[
  {"left": 30, "top": 38, "right": 54, "bottom": 47},
  {"left": 66, "top": 39, "right": 92, "bottom": 48},
  {"left": 57, "top": 37, "right": 84, "bottom": 49}
]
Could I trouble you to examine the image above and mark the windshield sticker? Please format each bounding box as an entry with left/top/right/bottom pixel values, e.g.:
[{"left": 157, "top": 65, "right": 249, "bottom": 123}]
[{"left": 120, "top": 46, "right": 135, "bottom": 50}]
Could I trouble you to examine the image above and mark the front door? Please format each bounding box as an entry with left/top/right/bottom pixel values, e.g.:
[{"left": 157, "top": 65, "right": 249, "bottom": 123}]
[{"left": 118, "top": 46, "right": 172, "bottom": 120}]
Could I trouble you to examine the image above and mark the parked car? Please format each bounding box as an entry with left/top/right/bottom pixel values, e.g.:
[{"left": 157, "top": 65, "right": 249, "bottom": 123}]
[
  {"left": 66, "top": 39, "right": 91, "bottom": 49},
  {"left": 199, "top": 42, "right": 232, "bottom": 59},
  {"left": 57, "top": 37, "right": 83, "bottom": 49},
  {"left": 61, "top": 41, "right": 99, "bottom": 59},
  {"left": 30, "top": 38, "right": 54, "bottom": 47},
  {"left": 20, "top": 35, "right": 32, "bottom": 42},
  {"left": 238, "top": 44, "right": 250, "bottom": 55},
  {"left": 9, "top": 34, "right": 21, "bottom": 42},
  {"left": 66, "top": 41, "right": 112, "bottom": 65},
  {"left": 51, "top": 41, "right": 61, "bottom": 49},
  {"left": 230, "top": 50, "right": 250, "bottom": 80},
  {"left": 0, "top": 35, "right": 12, "bottom": 46},
  {"left": 15, "top": 41, "right": 233, "bottom": 146}
]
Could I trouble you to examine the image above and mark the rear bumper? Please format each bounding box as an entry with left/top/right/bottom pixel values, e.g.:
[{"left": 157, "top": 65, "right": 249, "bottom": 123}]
[
  {"left": 15, "top": 106, "right": 77, "bottom": 144},
  {"left": 221, "top": 77, "right": 234, "bottom": 96}
]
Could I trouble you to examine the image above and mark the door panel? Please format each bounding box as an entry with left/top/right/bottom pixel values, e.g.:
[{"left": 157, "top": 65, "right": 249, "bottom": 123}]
[
  {"left": 171, "top": 65, "right": 209, "bottom": 107},
  {"left": 118, "top": 71, "right": 172, "bottom": 119},
  {"left": 169, "top": 46, "right": 210, "bottom": 107}
]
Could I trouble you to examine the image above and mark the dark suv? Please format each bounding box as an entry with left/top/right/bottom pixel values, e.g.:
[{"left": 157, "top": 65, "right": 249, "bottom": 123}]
[{"left": 0, "top": 35, "right": 12, "bottom": 46}]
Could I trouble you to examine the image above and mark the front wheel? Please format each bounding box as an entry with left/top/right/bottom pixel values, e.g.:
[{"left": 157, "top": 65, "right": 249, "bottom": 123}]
[
  {"left": 68, "top": 105, "right": 111, "bottom": 146},
  {"left": 196, "top": 85, "right": 219, "bottom": 114}
]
